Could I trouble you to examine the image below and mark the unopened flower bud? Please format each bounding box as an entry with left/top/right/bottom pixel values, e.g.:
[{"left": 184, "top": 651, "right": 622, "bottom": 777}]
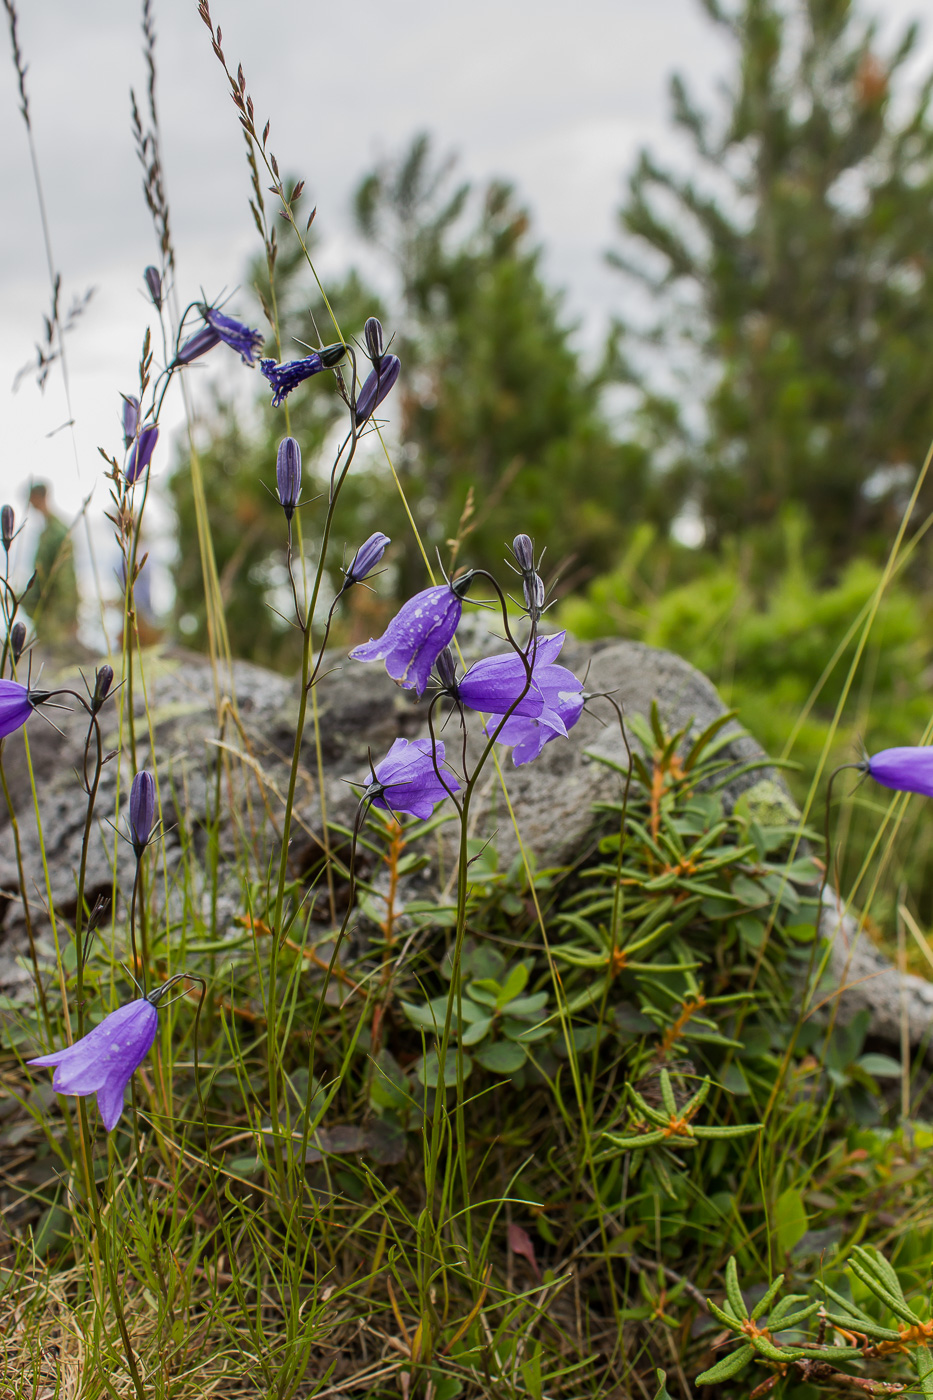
[
  {"left": 126, "top": 425, "right": 158, "bottom": 484},
  {"left": 129, "top": 770, "right": 157, "bottom": 857},
  {"left": 1, "top": 505, "right": 13, "bottom": 552},
  {"left": 122, "top": 395, "right": 140, "bottom": 449},
  {"left": 435, "top": 647, "right": 458, "bottom": 693},
  {"left": 144, "top": 266, "right": 162, "bottom": 309},
  {"left": 92, "top": 664, "right": 115, "bottom": 712},
  {"left": 344, "top": 532, "right": 390, "bottom": 587},
  {"left": 10, "top": 622, "right": 26, "bottom": 660},
  {"left": 276, "top": 437, "right": 302, "bottom": 520},
  {"left": 319, "top": 343, "right": 347, "bottom": 368},
  {"left": 523, "top": 572, "right": 546, "bottom": 620},
  {"left": 512, "top": 534, "right": 535, "bottom": 572},
  {"left": 363, "top": 316, "right": 384, "bottom": 365},
  {"left": 355, "top": 354, "right": 401, "bottom": 423}
]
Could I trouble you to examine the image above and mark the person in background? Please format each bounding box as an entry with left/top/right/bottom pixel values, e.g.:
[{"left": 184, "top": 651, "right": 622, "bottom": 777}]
[{"left": 23, "top": 481, "right": 78, "bottom": 642}]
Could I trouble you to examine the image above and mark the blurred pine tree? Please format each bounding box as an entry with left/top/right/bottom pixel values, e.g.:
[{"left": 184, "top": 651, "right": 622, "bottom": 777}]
[{"left": 609, "top": 0, "right": 933, "bottom": 564}]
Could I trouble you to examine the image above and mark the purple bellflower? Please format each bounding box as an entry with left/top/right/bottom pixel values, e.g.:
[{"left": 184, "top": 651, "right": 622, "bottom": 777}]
[
  {"left": 130, "top": 770, "right": 157, "bottom": 856},
  {"left": 355, "top": 354, "right": 401, "bottom": 423},
  {"left": 486, "top": 632, "right": 584, "bottom": 765},
  {"left": 860, "top": 747, "right": 933, "bottom": 798},
  {"left": 122, "top": 395, "right": 140, "bottom": 448},
  {"left": 27, "top": 990, "right": 170, "bottom": 1132},
  {"left": 349, "top": 575, "right": 474, "bottom": 697},
  {"left": 261, "top": 353, "right": 323, "bottom": 407},
  {"left": 0, "top": 679, "right": 50, "bottom": 739},
  {"left": 126, "top": 425, "right": 159, "bottom": 484},
  {"left": 276, "top": 437, "right": 302, "bottom": 519},
  {"left": 366, "top": 737, "right": 461, "bottom": 820},
  {"left": 343, "top": 532, "right": 390, "bottom": 588},
  {"left": 455, "top": 650, "right": 546, "bottom": 718},
  {"left": 203, "top": 307, "right": 264, "bottom": 366}
]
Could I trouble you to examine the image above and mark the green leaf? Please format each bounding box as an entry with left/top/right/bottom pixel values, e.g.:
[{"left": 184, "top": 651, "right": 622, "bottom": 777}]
[
  {"left": 475, "top": 1041, "right": 526, "bottom": 1074},
  {"left": 695, "top": 1344, "right": 755, "bottom": 1384},
  {"left": 498, "top": 962, "right": 530, "bottom": 1004},
  {"left": 855, "top": 1053, "right": 903, "bottom": 1079},
  {"left": 653, "top": 1369, "right": 673, "bottom": 1400},
  {"left": 774, "top": 1187, "right": 808, "bottom": 1256},
  {"left": 725, "top": 1256, "right": 748, "bottom": 1318},
  {"left": 461, "top": 1016, "right": 493, "bottom": 1045}
]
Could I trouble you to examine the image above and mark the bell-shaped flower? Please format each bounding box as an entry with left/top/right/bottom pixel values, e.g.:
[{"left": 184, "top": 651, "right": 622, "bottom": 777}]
[
  {"left": 261, "top": 353, "right": 324, "bottom": 407},
  {"left": 455, "top": 650, "right": 545, "bottom": 718},
  {"left": 0, "top": 679, "right": 50, "bottom": 740},
  {"left": 485, "top": 632, "right": 584, "bottom": 765},
  {"left": 365, "top": 737, "right": 460, "bottom": 819},
  {"left": 203, "top": 307, "right": 264, "bottom": 366},
  {"left": 355, "top": 354, "right": 401, "bottom": 423},
  {"left": 349, "top": 575, "right": 474, "bottom": 697},
  {"left": 27, "top": 992, "right": 166, "bottom": 1132},
  {"left": 862, "top": 747, "right": 933, "bottom": 798},
  {"left": 126, "top": 425, "right": 158, "bottom": 484}
]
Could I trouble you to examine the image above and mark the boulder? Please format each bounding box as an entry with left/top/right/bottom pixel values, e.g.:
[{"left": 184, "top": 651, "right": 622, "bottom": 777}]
[{"left": 0, "top": 638, "right": 929, "bottom": 1055}]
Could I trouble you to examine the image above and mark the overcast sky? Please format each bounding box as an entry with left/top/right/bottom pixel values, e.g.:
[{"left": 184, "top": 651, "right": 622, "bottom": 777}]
[{"left": 0, "top": 0, "right": 929, "bottom": 628}]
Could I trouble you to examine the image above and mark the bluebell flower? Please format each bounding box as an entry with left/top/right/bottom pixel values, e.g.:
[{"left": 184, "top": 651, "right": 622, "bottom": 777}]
[
  {"left": 365, "top": 737, "right": 460, "bottom": 819},
  {"left": 343, "top": 532, "right": 390, "bottom": 587},
  {"left": 349, "top": 575, "right": 474, "bottom": 697},
  {"left": 27, "top": 986, "right": 176, "bottom": 1132},
  {"left": 203, "top": 307, "right": 264, "bottom": 366},
  {"left": 0, "top": 680, "right": 50, "bottom": 739},
  {"left": 260, "top": 353, "right": 324, "bottom": 407},
  {"left": 455, "top": 650, "right": 546, "bottom": 718},
  {"left": 126, "top": 425, "right": 159, "bottom": 484},
  {"left": 860, "top": 747, "right": 933, "bottom": 798},
  {"left": 355, "top": 354, "right": 401, "bottom": 422},
  {"left": 276, "top": 437, "right": 302, "bottom": 519},
  {"left": 129, "top": 770, "right": 157, "bottom": 856},
  {"left": 485, "top": 632, "right": 584, "bottom": 765}
]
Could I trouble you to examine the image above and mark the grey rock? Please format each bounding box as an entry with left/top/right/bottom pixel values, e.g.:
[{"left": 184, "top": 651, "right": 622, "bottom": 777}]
[
  {"left": 818, "top": 891, "right": 933, "bottom": 1051},
  {"left": 1, "top": 639, "right": 929, "bottom": 1057}
]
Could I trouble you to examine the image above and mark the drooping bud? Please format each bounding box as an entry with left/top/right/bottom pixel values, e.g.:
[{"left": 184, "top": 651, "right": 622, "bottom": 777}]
[
  {"left": 122, "top": 395, "right": 140, "bottom": 449},
  {"left": 512, "top": 534, "right": 535, "bottom": 572},
  {"left": 355, "top": 354, "right": 401, "bottom": 423},
  {"left": 1, "top": 505, "right": 14, "bottom": 552},
  {"left": 276, "top": 437, "right": 302, "bottom": 520},
  {"left": 129, "top": 770, "right": 157, "bottom": 857},
  {"left": 363, "top": 317, "right": 384, "bottom": 366},
  {"left": 174, "top": 325, "right": 222, "bottom": 366},
  {"left": 435, "top": 646, "right": 458, "bottom": 693},
  {"left": 92, "top": 664, "right": 115, "bottom": 712},
  {"left": 344, "top": 532, "right": 390, "bottom": 587},
  {"left": 10, "top": 622, "right": 26, "bottom": 661},
  {"left": 144, "top": 266, "right": 162, "bottom": 309}
]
